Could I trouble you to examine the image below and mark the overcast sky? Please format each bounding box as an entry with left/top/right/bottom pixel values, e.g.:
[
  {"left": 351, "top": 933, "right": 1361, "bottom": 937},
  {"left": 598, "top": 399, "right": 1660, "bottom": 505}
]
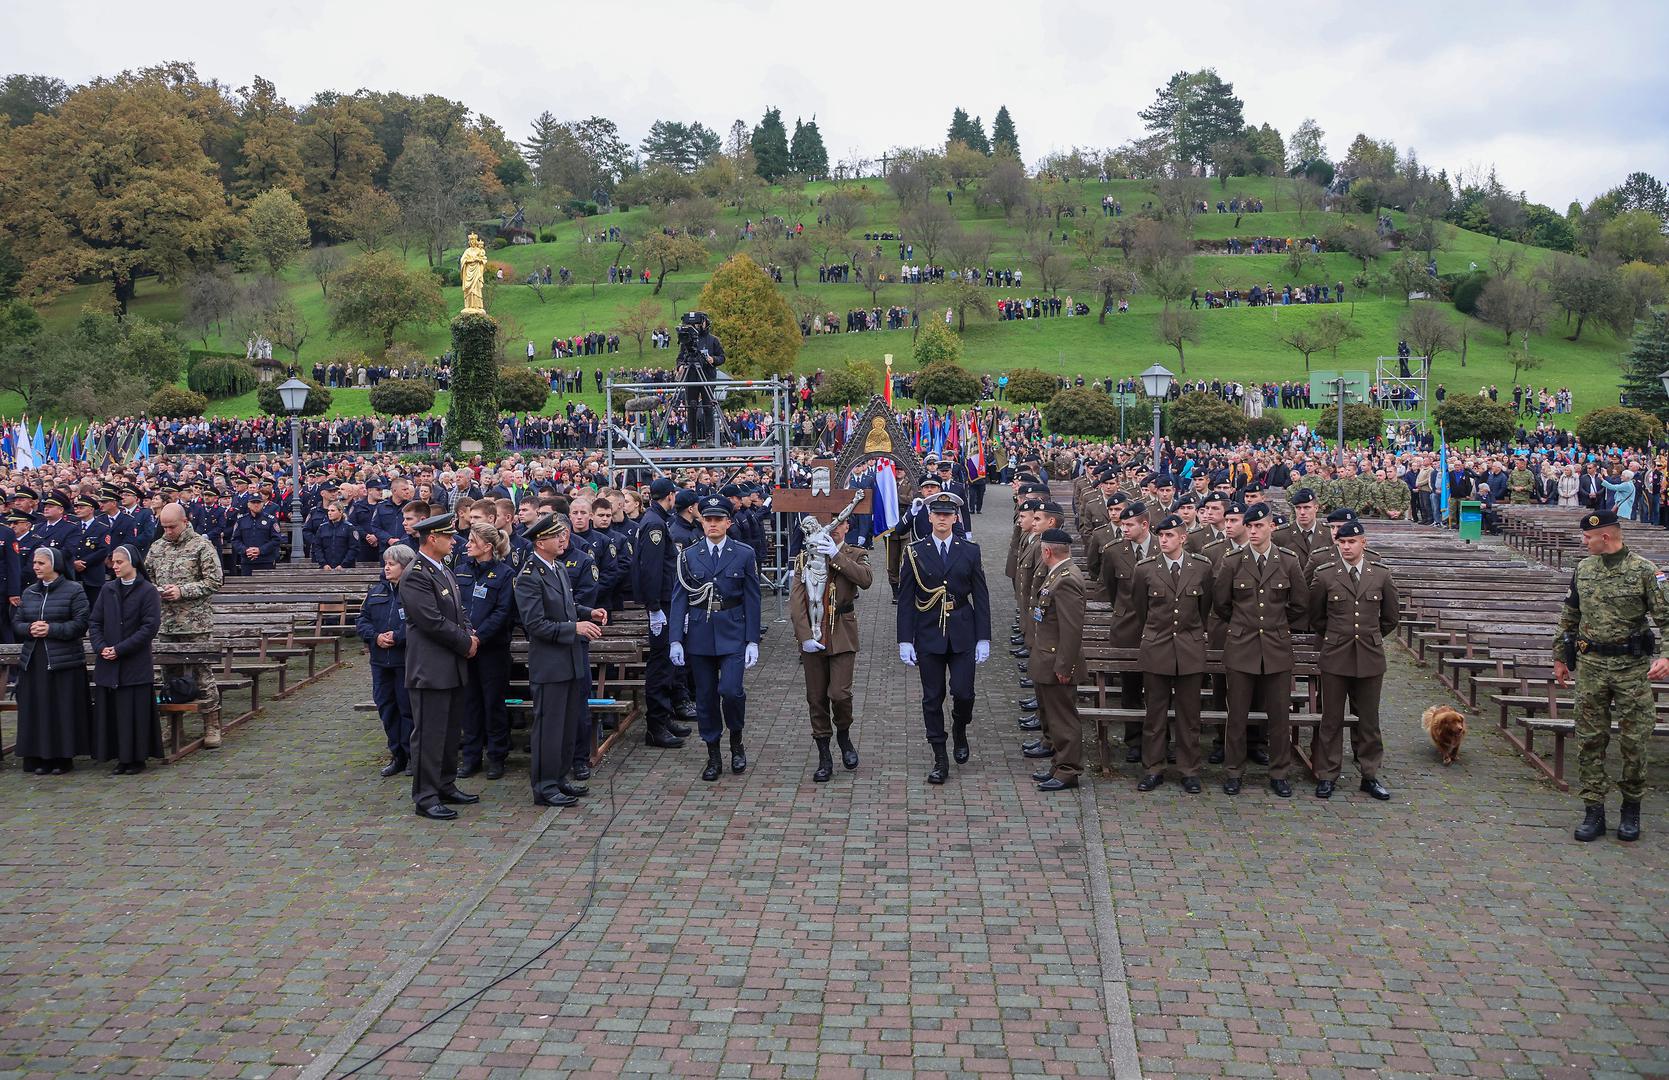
[{"left": 4, "top": 0, "right": 1663, "bottom": 209}]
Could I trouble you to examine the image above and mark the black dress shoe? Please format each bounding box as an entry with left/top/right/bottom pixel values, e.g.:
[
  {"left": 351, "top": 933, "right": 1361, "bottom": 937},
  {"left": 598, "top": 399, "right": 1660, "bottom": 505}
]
[
  {"left": 1359, "top": 776, "right": 1391, "bottom": 801},
  {"left": 557, "top": 781, "right": 589, "bottom": 798},
  {"left": 1315, "top": 780, "right": 1335, "bottom": 799},
  {"left": 1031, "top": 767, "right": 1054, "bottom": 782},
  {"left": 1124, "top": 744, "right": 1142, "bottom": 763},
  {"left": 1018, "top": 677, "right": 1034, "bottom": 688},
  {"left": 457, "top": 761, "right": 480, "bottom": 779},
  {"left": 1008, "top": 635, "right": 1024, "bottom": 646},
  {"left": 1223, "top": 777, "right": 1243, "bottom": 795},
  {"left": 1208, "top": 746, "right": 1225, "bottom": 765},
  {"left": 675, "top": 700, "right": 697, "bottom": 720},
  {"left": 701, "top": 743, "right": 723, "bottom": 782},
  {"left": 380, "top": 754, "right": 408, "bottom": 778},
  {"left": 1251, "top": 746, "right": 1271, "bottom": 767},
  {"left": 1022, "top": 738, "right": 1043, "bottom": 752},
  {"left": 1019, "top": 697, "right": 1039, "bottom": 712},
  {"left": 1022, "top": 742, "right": 1054, "bottom": 759},
  {"left": 572, "top": 762, "right": 592, "bottom": 781},
  {"left": 1182, "top": 776, "right": 1202, "bottom": 794},
  {"left": 1012, "top": 648, "right": 1030, "bottom": 659},
  {"left": 1137, "top": 773, "right": 1164, "bottom": 792},
  {"left": 836, "top": 730, "right": 859, "bottom": 770},
  {"left": 415, "top": 804, "right": 458, "bottom": 820},
  {"left": 1037, "top": 776, "right": 1078, "bottom": 791},
  {"left": 535, "top": 791, "right": 578, "bottom": 807},
  {"left": 927, "top": 744, "right": 950, "bottom": 784},
  {"left": 439, "top": 788, "right": 480, "bottom": 805},
  {"left": 485, "top": 760, "right": 506, "bottom": 781},
  {"left": 646, "top": 729, "right": 685, "bottom": 749},
  {"left": 1270, "top": 778, "right": 1293, "bottom": 798},
  {"left": 666, "top": 720, "right": 693, "bottom": 738},
  {"left": 1018, "top": 715, "right": 1041, "bottom": 731}
]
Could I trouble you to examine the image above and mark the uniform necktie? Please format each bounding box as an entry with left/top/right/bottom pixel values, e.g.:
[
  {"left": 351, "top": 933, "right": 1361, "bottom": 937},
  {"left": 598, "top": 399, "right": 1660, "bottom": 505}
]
[
  {"left": 1170, "top": 562, "right": 1181, "bottom": 582},
  {"left": 938, "top": 540, "right": 949, "bottom": 559},
  {"left": 1351, "top": 566, "right": 1360, "bottom": 583},
  {"left": 1256, "top": 554, "right": 1265, "bottom": 571}
]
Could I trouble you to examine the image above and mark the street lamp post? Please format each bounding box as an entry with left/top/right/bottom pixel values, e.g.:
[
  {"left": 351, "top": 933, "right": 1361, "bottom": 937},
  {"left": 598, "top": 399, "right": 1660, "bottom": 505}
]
[
  {"left": 276, "top": 377, "right": 311, "bottom": 564},
  {"left": 1139, "top": 364, "right": 1175, "bottom": 475}
]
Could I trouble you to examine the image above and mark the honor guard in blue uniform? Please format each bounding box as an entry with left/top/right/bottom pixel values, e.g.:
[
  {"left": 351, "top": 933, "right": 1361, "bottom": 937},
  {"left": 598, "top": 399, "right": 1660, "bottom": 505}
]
[
  {"left": 514, "top": 514, "right": 606, "bottom": 807},
  {"left": 934, "top": 458, "right": 973, "bottom": 533},
  {"left": 629, "top": 478, "right": 692, "bottom": 748},
  {"left": 230, "top": 492, "right": 283, "bottom": 574},
  {"left": 313, "top": 499, "right": 359, "bottom": 569},
  {"left": 670, "top": 495, "right": 762, "bottom": 782},
  {"left": 897, "top": 491, "right": 991, "bottom": 784},
  {"left": 70, "top": 495, "right": 116, "bottom": 604}
]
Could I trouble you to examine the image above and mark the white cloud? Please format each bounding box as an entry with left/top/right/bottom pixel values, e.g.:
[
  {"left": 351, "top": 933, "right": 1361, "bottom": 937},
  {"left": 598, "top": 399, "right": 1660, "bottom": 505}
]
[{"left": 2, "top": 0, "right": 1663, "bottom": 207}]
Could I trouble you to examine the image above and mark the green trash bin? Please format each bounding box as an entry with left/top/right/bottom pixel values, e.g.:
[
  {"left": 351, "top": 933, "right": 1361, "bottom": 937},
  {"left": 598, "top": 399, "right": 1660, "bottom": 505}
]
[{"left": 1458, "top": 500, "right": 1483, "bottom": 542}]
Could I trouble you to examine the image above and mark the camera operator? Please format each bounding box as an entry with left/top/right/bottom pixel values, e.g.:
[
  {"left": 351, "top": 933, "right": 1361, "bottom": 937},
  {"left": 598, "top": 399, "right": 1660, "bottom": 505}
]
[{"left": 676, "top": 312, "right": 726, "bottom": 444}]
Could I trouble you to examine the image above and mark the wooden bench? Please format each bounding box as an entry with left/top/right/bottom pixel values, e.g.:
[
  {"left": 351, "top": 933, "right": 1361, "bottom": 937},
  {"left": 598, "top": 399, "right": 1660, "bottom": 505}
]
[{"left": 1487, "top": 652, "right": 1669, "bottom": 790}]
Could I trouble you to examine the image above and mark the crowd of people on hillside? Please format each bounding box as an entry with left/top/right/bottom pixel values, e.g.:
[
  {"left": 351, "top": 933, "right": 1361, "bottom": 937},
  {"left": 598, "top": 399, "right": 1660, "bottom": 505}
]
[
  {"left": 1191, "top": 281, "right": 1345, "bottom": 308},
  {"left": 310, "top": 361, "right": 452, "bottom": 390}
]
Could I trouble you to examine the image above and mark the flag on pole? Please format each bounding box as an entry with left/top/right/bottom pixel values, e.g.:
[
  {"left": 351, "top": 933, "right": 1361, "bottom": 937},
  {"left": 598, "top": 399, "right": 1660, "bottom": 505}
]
[
  {"left": 137, "top": 429, "right": 151, "bottom": 460},
  {"left": 873, "top": 457, "right": 900, "bottom": 533},
  {"left": 69, "top": 428, "right": 82, "bottom": 462},
  {"left": 966, "top": 409, "right": 987, "bottom": 480},
  {"left": 45, "top": 426, "right": 58, "bottom": 463},
  {"left": 882, "top": 355, "right": 893, "bottom": 407},
  {"left": 15, "top": 422, "right": 34, "bottom": 470},
  {"left": 1437, "top": 426, "right": 1450, "bottom": 522},
  {"left": 32, "top": 421, "right": 46, "bottom": 465}
]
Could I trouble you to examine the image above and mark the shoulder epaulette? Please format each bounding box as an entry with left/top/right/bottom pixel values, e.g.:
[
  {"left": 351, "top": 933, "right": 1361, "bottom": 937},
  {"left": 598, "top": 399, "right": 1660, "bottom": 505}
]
[
  {"left": 1187, "top": 551, "right": 1212, "bottom": 564},
  {"left": 1310, "top": 560, "right": 1337, "bottom": 574},
  {"left": 1276, "top": 545, "right": 1299, "bottom": 559},
  {"left": 1136, "top": 555, "right": 1157, "bottom": 566}
]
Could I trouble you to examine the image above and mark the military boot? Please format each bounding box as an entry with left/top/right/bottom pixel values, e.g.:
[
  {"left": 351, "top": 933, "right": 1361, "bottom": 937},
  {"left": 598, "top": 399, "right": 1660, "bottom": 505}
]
[
  {"left": 729, "top": 731, "right": 747, "bottom": 774},
  {"left": 1574, "top": 802, "right": 1607, "bottom": 842},
  {"left": 201, "top": 709, "right": 223, "bottom": 749},
  {"left": 1617, "top": 799, "right": 1641, "bottom": 842},
  {"left": 812, "top": 737, "right": 834, "bottom": 783},
  {"left": 835, "top": 729, "right": 859, "bottom": 770},
  {"left": 927, "top": 742, "right": 950, "bottom": 785},
  {"left": 701, "top": 742, "right": 723, "bottom": 782}
]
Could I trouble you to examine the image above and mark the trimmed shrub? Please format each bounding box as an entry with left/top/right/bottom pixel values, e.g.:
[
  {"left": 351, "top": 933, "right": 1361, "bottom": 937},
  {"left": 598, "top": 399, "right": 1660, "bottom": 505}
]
[
  {"left": 1003, "top": 367, "right": 1058, "bottom": 404},
  {"left": 1168, "top": 392, "right": 1248, "bottom": 443},
  {"left": 911, "top": 320, "right": 963, "bottom": 367},
  {"left": 187, "top": 356, "right": 259, "bottom": 399},
  {"left": 1451, "top": 271, "right": 1489, "bottom": 315},
  {"left": 913, "top": 362, "right": 982, "bottom": 405},
  {"left": 812, "top": 361, "right": 879, "bottom": 406},
  {"left": 148, "top": 386, "right": 208, "bottom": 418},
  {"left": 1433, "top": 396, "right": 1515, "bottom": 444},
  {"left": 497, "top": 366, "right": 550, "bottom": 413},
  {"left": 368, "top": 378, "right": 437, "bottom": 415},
  {"left": 257, "top": 377, "right": 331, "bottom": 417},
  {"left": 1245, "top": 410, "right": 1285, "bottom": 441},
  {"left": 1043, "top": 387, "right": 1121, "bottom": 437},
  {"left": 1576, "top": 406, "right": 1659, "bottom": 449}
]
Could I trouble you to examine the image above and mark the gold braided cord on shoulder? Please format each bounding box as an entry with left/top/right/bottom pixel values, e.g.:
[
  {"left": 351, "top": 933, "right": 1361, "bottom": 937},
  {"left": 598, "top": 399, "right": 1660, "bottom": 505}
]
[{"left": 903, "top": 541, "right": 951, "bottom": 633}]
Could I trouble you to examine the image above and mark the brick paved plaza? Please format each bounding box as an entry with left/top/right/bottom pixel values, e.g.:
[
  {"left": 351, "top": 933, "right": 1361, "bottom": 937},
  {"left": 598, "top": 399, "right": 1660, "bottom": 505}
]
[{"left": 3, "top": 487, "right": 1667, "bottom": 1079}]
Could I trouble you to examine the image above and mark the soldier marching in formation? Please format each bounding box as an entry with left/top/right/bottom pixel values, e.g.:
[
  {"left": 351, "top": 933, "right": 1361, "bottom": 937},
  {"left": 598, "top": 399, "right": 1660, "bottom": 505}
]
[{"left": 789, "top": 510, "right": 873, "bottom": 782}]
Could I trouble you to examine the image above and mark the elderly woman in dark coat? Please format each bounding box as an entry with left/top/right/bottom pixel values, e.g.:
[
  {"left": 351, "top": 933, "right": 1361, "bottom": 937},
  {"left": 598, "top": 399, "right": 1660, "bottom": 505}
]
[
  {"left": 13, "top": 546, "right": 91, "bottom": 774},
  {"left": 90, "top": 544, "right": 163, "bottom": 774}
]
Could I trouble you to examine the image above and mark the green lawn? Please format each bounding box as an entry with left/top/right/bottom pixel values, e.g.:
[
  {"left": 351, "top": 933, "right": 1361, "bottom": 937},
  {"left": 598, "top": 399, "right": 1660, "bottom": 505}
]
[{"left": 28, "top": 174, "right": 1622, "bottom": 426}]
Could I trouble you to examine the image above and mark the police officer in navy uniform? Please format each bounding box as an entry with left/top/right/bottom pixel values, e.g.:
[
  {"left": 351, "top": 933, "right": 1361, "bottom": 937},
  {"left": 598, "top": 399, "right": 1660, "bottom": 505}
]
[
  {"left": 313, "top": 498, "right": 359, "bottom": 569},
  {"left": 631, "top": 477, "right": 693, "bottom": 748},
  {"left": 670, "top": 495, "right": 762, "bottom": 782},
  {"left": 454, "top": 524, "right": 517, "bottom": 780},
  {"left": 96, "top": 487, "right": 133, "bottom": 550},
  {"left": 70, "top": 495, "right": 115, "bottom": 605},
  {"left": 120, "top": 485, "right": 156, "bottom": 556},
  {"left": 28, "top": 491, "right": 78, "bottom": 585},
  {"left": 551, "top": 512, "right": 609, "bottom": 778},
  {"left": 0, "top": 508, "right": 21, "bottom": 642},
  {"left": 230, "top": 491, "right": 283, "bottom": 574},
  {"left": 669, "top": 489, "right": 702, "bottom": 548},
  {"left": 897, "top": 491, "right": 991, "bottom": 784}
]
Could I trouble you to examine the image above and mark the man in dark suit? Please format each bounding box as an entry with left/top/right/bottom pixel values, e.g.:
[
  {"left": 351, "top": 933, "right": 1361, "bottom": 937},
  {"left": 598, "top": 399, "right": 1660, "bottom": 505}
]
[
  {"left": 400, "top": 512, "right": 480, "bottom": 820},
  {"left": 670, "top": 496, "right": 762, "bottom": 782},
  {"left": 897, "top": 491, "right": 991, "bottom": 785},
  {"left": 631, "top": 477, "right": 691, "bottom": 747},
  {"left": 515, "top": 514, "right": 605, "bottom": 808}
]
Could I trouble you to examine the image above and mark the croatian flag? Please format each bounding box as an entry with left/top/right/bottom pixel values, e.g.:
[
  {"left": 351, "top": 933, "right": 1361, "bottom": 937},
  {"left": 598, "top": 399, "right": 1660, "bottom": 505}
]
[{"left": 873, "top": 457, "right": 900, "bottom": 533}]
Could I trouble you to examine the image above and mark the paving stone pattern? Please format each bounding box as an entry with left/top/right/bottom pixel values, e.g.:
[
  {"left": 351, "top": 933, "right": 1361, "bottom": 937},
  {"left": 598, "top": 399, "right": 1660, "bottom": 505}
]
[{"left": 2, "top": 486, "right": 1666, "bottom": 1079}]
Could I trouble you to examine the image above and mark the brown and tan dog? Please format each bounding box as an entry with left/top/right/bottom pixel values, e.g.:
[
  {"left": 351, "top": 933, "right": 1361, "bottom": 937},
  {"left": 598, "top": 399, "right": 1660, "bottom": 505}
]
[{"left": 1421, "top": 705, "right": 1467, "bottom": 765}]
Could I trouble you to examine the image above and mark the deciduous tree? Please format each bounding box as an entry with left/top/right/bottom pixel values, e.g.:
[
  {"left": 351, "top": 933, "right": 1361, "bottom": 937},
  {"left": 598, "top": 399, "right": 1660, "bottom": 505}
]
[{"left": 327, "top": 252, "right": 445, "bottom": 348}]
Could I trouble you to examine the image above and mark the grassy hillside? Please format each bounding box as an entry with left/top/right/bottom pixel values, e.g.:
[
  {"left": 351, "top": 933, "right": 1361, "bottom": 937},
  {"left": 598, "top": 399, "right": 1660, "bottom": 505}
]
[{"left": 29, "top": 174, "right": 1627, "bottom": 425}]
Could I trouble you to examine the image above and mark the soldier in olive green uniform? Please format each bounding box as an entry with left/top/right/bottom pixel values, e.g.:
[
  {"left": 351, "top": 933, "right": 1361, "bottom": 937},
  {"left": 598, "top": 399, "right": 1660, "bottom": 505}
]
[{"left": 1554, "top": 510, "right": 1669, "bottom": 843}]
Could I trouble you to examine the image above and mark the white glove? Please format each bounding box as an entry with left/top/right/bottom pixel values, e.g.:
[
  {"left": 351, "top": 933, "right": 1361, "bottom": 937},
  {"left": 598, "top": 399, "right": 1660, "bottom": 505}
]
[
  {"left": 910, "top": 498, "right": 925, "bottom": 516},
  {"left": 648, "top": 610, "right": 666, "bottom": 635},
  {"left": 745, "top": 642, "right": 759, "bottom": 668},
  {"left": 669, "top": 642, "right": 685, "bottom": 666},
  {"left": 899, "top": 642, "right": 917, "bottom": 666},
  {"left": 810, "top": 534, "right": 839, "bottom": 557},
  {"left": 975, "top": 640, "right": 990, "bottom": 664},
  {"left": 801, "top": 638, "right": 825, "bottom": 653}
]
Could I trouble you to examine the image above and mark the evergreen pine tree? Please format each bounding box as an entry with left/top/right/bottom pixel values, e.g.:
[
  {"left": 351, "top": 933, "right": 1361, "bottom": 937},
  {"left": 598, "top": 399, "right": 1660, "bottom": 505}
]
[
  {"left": 966, "top": 115, "right": 990, "bottom": 155},
  {"left": 750, "top": 107, "right": 791, "bottom": 181},
  {"left": 522, "top": 111, "right": 565, "bottom": 187},
  {"left": 788, "top": 116, "right": 828, "bottom": 178},
  {"left": 947, "top": 107, "right": 973, "bottom": 148},
  {"left": 991, "top": 106, "right": 1019, "bottom": 159},
  {"left": 1619, "top": 311, "right": 1669, "bottom": 420}
]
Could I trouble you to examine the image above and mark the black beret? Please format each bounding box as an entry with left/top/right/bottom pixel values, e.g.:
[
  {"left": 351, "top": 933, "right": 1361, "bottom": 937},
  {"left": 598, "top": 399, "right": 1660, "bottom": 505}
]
[
  {"left": 1225, "top": 501, "right": 1247, "bottom": 516},
  {"left": 1018, "top": 498, "right": 1044, "bottom": 512},
  {"left": 1335, "top": 520, "right": 1366, "bottom": 538},
  {"left": 1155, "top": 514, "right": 1185, "bottom": 533},
  {"left": 1325, "top": 508, "right": 1359, "bottom": 523},
  {"left": 1040, "top": 528, "right": 1072, "bottom": 545},
  {"left": 1202, "top": 492, "right": 1227, "bottom": 505},
  {"left": 1289, "top": 487, "right": 1316, "bottom": 505},
  {"left": 1579, "top": 510, "right": 1618, "bottom": 531},
  {"left": 1106, "top": 491, "right": 1129, "bottom": 505},
  {"left": 1155, "top": 474, "right": 1177, "bottom": 487},
  {"left": 1119, "top": 501, "right": 1147, "bottom": 521},
  {"left": 1038, "top": 501, "right": 1064, "bottom": 517},
  {"left": 1242, "top": 503, "right": 1272, "bottom": 523},
  {"left": 1244, "top": 481, "right": 1266, "bottom": 494}
]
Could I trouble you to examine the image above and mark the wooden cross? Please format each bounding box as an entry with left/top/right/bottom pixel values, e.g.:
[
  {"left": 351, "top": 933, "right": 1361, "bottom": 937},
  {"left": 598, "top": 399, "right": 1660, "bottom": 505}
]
[{"left": 771, "top": 458, "right": 873, "bottom": 518}]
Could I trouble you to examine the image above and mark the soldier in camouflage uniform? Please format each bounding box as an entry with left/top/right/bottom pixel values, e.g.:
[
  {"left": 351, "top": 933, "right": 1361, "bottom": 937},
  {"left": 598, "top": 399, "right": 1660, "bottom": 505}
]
[
  {"left": 1553, "top": 510, "right": 1669, "bottom": 843},
  {"left": 1375, "top": 476, "right": 1410, "bottom": 520},
  {"left": 1508, "top": 462, "right": 1535, "bottom": 503},
  {"left": 148, "top": 504, "right": 226, "bottom": 746}
]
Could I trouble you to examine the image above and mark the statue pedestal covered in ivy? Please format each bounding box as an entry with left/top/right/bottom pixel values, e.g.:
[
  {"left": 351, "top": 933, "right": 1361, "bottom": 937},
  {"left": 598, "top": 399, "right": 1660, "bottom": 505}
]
[{"left": 445, "top": 311, "right": 500, "bottom": 457}]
